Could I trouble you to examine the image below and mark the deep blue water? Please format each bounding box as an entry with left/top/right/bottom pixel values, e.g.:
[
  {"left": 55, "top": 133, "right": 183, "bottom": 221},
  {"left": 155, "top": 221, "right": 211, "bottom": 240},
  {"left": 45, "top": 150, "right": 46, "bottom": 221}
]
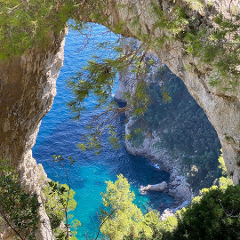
[{"left": 33, "top": 24, "right": 174, "bottom": 239}]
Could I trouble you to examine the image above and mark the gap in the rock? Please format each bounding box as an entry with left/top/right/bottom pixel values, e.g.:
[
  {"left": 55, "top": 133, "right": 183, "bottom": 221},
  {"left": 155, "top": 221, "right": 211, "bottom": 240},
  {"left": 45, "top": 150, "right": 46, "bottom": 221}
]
[{"left": 33, "top": 23, "right": 174, "bottom": 239}]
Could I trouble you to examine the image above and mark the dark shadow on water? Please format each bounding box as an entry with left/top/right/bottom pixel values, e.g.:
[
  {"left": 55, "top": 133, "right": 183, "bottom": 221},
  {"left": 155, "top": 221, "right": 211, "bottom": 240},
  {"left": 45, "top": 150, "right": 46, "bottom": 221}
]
[{"left": 145, "top": 191, "right": 176, "bottom": 212}]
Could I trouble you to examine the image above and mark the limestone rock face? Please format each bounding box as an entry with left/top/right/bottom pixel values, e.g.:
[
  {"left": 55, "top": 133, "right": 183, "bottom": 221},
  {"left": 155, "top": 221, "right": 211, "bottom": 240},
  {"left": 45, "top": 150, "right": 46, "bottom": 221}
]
[
  {"left": 125, "top": 118, "right": 193, "bottom": 203},
  {"left": 114, "top": 67, "right": 132, "bottom": 103},
  {"left": 1, "top": 1, "right": 240, "bottom": 238},
  {"left": 109, "top": 0, "right": 240, "bottom": 185},
  {"left": 0, "top": 30, "right": 66, "bottom": 239},
  {"left": 141, "top": 181, "right": 168, "bottom": 192}
]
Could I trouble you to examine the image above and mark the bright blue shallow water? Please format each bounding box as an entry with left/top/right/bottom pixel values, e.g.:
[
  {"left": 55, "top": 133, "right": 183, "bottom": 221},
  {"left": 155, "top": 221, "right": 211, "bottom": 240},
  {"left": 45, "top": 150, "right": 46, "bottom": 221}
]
[{"left": 33, "top": 24, "right": 174, "bottom": 239}]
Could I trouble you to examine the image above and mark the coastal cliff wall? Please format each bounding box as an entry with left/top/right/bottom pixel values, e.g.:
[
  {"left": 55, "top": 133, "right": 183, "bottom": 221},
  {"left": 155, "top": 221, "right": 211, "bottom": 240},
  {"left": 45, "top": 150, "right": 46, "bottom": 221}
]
[
  {"left": 0, "top": 30, "right": 66, "bottom": 239},
  {"left": 114, "top": 41, "right": 194, "bottom": 203},
  {"left": 125, "top": 117, "right": 193, "bottom": 203},
  {"left": 1, "top": 0, "right": 240, "bottom": 239},
  {"left": 115, "top": 34, "right": 227, "bottom": 202},
  {"left": 102, "top": 0, "right": 240, "bottom": 185}
]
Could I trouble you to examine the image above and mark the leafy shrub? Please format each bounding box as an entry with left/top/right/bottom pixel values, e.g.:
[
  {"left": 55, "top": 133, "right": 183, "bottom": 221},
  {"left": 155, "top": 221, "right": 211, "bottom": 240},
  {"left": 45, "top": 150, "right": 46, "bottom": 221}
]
[
  {"left": 0, "top": 160, "right": 40, "bottom": 240},
  {"left": 172, "top": 184, "right": 240, "bottom": 240},
  {"left": 44, "top": 180, "right": 80, "bottom": 240},
  {"left": 100, "top": 174, "right": 162, "bottom": 240}
]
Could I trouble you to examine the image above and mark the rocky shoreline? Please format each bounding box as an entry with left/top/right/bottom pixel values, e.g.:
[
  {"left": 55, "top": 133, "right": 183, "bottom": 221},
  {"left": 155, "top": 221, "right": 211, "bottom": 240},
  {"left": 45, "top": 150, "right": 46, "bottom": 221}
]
[
  {"left": 124, "top": 117, "right": 193, "bottom": 207},
  {"left": 113, "top": 42, "right": 193, "bottom": 213}
]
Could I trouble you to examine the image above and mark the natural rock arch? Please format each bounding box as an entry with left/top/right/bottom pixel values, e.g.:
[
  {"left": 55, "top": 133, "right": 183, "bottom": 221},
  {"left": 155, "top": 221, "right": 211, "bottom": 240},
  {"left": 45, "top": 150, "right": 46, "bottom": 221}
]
[{"left": 1, "top": 0, "right": 240, "bottom": 239}]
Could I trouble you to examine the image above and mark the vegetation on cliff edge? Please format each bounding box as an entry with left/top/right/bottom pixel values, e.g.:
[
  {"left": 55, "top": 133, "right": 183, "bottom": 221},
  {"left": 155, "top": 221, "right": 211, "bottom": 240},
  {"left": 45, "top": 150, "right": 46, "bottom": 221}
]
[
  {"left": 99, "top": 168, "right": 239, "bottom": 240},
  {"left": 129, "top": 66, "right": 221, "bottom": 191}
]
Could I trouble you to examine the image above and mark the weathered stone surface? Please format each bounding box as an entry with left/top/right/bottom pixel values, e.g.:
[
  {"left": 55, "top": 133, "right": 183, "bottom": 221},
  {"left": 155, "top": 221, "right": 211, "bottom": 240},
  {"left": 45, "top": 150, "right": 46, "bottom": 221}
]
[
  {"left": 160, "top": 208, "right": 175, "bottom": 221},
  {"left": 160, "top": 199, "right": 191, "bottom": 221},
  {"left": 171, "top": 181, "right": 180, "bottom": 186},
  {"left": 141, "top": 181, "right": 168, "bottom": 192},
  {"left": 1, "top": 1, "right": 240, "bottom": 239},
  {"left": 111, "top": 0, "right": 240, "bottom": 185},
  {"left": 0, "top": 29, "right": 66, "bottom": 239},
  {"left": 114, "top": 67, "right": 132, "bottom": 102},
  {"left": 168, "top": 181, "right": 192, "bottom": 202}
]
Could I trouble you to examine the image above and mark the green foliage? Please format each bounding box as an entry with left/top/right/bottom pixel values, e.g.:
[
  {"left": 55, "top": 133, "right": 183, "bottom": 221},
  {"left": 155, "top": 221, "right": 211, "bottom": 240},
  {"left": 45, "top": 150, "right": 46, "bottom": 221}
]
[
  {"left": 101, "top": 174, "right": 240, "bottom": 240},
  {"left": 160, "top": 216, "right": 178, "bottom": 232},
  {"left": 64, "top": 1, "right": 240, "bottom": 155},
  {"left": 2, "top": 0, "right": 240, "bottom": 154},
  {"left": 66, "top": 56, "right": 121, "bottom": 120},
  {"left": 44, "top": 181, "right": 79, "bottom": 240},
  {"left": 0, "top": 0, "right": 86, "bottom": 60},
  {"left": 67, "top": 39, "right": 152, "bottom": 153},
  {"left": 172, "top": 184, "right": 240, "bottom": 240},
  {"left": 3, "top": 0, "right": 234, "bottom": 155},
  {"left": 2, "top": 1, "right": 240, "bottom": 239},
  {"left": 218, "top": 176, "right": 233, "bottom": 190},
  {"left": 184, "top": 11, "right": 240, "bottom": 89},
  {"left": 217, "top": 151, "right": 233, "bottom": 190},
  {"left": 150, "top": 2, "right": 188, "bottom": 35},
  {"left": 161, "top": 87, "right": 172, "bottom": 103},
  {"left": 116, "top": 184, "right": 240, "bottom": 240},
  {"left": 0, "top": 159, "right": 40, "bottom": 240},
  {"left": 100, "top": 174, "right": 161, "bottom": 240},
  {"left": 43, "top": 155, "right": 80, "bottom": 240},
  {"left": 218, "top": 150, "right": 227, "bottom": 176},
  {"left": 129, "top": 67, "right": 221, "bottom": 191},
  {"left": 130, "top": 128, "right": 145, "bottom": 148}
]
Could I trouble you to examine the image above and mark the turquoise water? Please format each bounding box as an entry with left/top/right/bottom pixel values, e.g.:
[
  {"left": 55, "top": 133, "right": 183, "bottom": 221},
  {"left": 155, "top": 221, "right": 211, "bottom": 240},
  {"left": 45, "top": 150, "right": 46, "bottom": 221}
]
[{"left": 33, "top": 24, "right": 174, "bottom": 239}]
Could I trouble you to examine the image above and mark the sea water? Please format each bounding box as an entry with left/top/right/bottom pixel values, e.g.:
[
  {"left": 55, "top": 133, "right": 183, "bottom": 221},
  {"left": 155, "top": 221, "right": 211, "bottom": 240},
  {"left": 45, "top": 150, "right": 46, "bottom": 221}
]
[{"left": 33, "top": 23, "right": 174, "bottom": 239}]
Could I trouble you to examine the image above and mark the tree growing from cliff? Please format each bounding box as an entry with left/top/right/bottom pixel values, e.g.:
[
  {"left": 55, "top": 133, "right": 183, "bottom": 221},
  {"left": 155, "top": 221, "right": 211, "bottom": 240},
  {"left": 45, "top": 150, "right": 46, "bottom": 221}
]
[
  {"left": 100, "top": 174, "right": 162, "bottom": 240},
  {"left": 122, "top": 184, "right": 240, "bottom": 240},
  {"left": 2, "top": 0, "right": 240, "bottom": 239},
  {"left": 172, "top": 184, "right": 240, "bottom": 240},
  {"left": 3, "top": 0, "right": 240, "bottom": 154},
  {"left": 0, "top": 160, "right": 40, "bottom": 240},
  {"left": 0, "top": 0, "right": 87, "bottom": 60},
  {"left": 66, "top": 0, "right": 240, "bottom": 155},
  {"left": 113, "top": 155, "right": 238, "bottom": 240},
  {"left": 67, "top": 35, "right": 160, "bottom": 154},
  {"left": 44, "top": 155, "right": 80, "bottom": 240},
  {"left": 0, "top": 157, "right": 80, "bottom": 240},
  {"left": 44, "top": 181, "right": 80, "bottom": 240}
]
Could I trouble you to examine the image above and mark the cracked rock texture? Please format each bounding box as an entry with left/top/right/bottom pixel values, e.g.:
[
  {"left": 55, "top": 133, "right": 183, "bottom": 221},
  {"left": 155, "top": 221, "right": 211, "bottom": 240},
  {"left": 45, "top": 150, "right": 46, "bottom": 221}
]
[
  {"left": 0, "top": 30, "right": 66, "bottom": 239},
  {"left": 1, "top": 0, "right": 240, "bottom": 239},
  {"left": 124, "top": 117, "right": 193, "bottom": 203},
  {"left": 107, "top": 0, "right": 240, "bottom": 185}
]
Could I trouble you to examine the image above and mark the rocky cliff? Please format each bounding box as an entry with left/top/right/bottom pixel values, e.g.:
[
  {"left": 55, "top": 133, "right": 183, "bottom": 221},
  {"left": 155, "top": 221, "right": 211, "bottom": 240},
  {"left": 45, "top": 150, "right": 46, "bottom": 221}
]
[
  {"left": 114, "top": 39, "right": 193, "bottom": 202},
  {"left": 0, "top": 30, "right": 66, "bottom": 239},
  {"left": 125, "top": 116, "right": 193, "bottom": 203},
  {"left": 1, "top": 0, "right": 240, "bottom": 239},
  {"left": 115, "top": 37, "right": 221, "bottom": 202},
  {"left": 103, "top": 0, "right": 240, "bottom": 185}
]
